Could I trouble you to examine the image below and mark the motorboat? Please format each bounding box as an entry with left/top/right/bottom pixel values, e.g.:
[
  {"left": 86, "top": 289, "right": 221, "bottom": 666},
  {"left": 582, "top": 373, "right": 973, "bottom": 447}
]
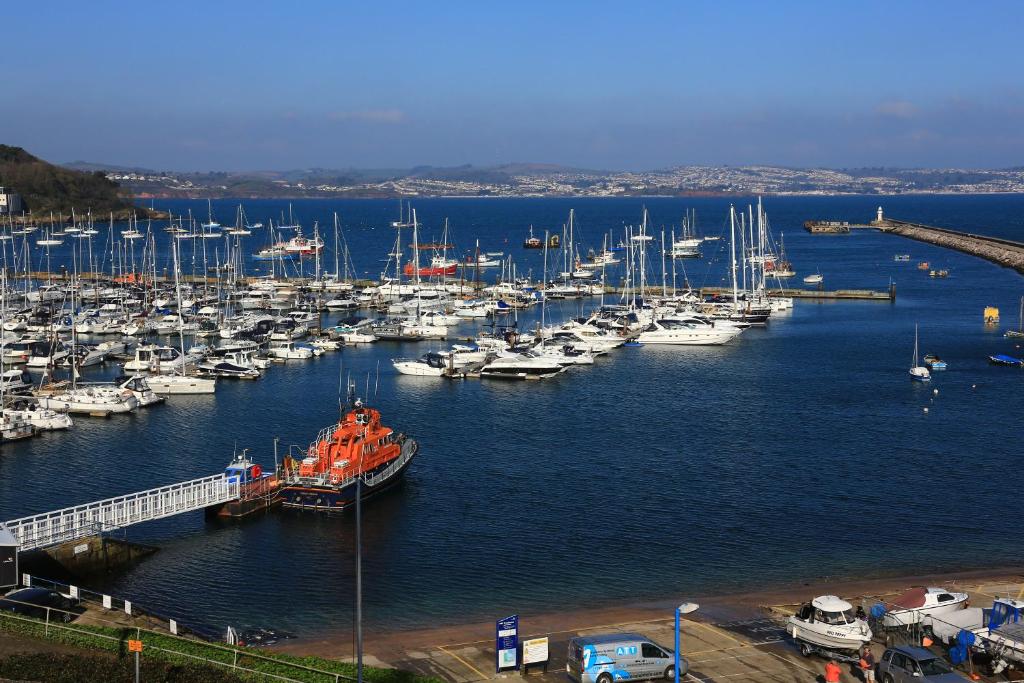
[
  {"left": 922, "top": 353, "right": 947, "bottom": 370},
  {"left": 65, "top": 344, "right": 108, "bottom": 368},
  {"left": 636, "top": 319, "right": 742, "bottom": 346},
  {"left": 989, "top": 354, "right": 1023, "bottom": 366},
  {"left": 124, "top": 344, "right": 188, "bottom": 373},
  {"left": 0, "top": 369, "right": 33, "bottom": 394},
  {"left": 25, "top": 339, "right": 70, "bottom": 368},
  {"left": 531, "top": 341, "right": 595, "bottom": 365},
  {"left": 116, "top": 375, "right": 166, "bottom": 407},
  {"left": 480, "top": 352, "right": 566, "bottom": 380},
  {"left": 392, "top": 353, "right": 447, "bottom": 376},
  {"left": 802, "top": 273, "right": 823, "bottom": 285},
  {"left": 1, "top": 337, "right": 36, "bottom": 364},
  {"left": 787, "top": 595, "right": 872, "bottom": 654},
  {"left": 0, "top": 412, "right": 34, "bottom": 441},
  {"left": 268, "top": 340, "right": 315, "bottom": 360},
  {"left": 324, "top": 297, "right": 360, "bottom": 310},
  {"left": 310, "top": 338, "right": 342, "bottom": 352},
  {"left": 3, "top": 403, "right": 73, "bottom": 430},
  {"left": 199, "top": 344, "right": 262, "bottom": 379},
  {"left": 145, "top": 373, "right": 217, "bottom": 395},
  {"left": 35, "top": 386, "right": 139, "bottom": 416},
  {"left": 453, "top": 301, "right": 489, "bottom": 318},
  {"left": 878, "top": 587, "right": 969, "bottom": 628}
]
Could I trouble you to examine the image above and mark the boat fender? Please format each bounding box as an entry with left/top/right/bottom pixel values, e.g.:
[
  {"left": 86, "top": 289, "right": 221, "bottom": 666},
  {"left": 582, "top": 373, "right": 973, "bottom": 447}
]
[{"left": 250, "top": 465, "right": 262, "bottom": 479}]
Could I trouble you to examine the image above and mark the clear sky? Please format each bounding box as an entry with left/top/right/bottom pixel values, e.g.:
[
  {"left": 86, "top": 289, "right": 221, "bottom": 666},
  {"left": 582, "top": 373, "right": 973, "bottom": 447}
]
[{"left": 3, "top": 1, "right": 1022, "bottom": 171}]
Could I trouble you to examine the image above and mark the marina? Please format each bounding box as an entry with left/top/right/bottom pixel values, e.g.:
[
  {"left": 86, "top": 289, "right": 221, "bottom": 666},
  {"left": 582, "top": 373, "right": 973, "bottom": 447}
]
[{"left": 1, "top": 193, "right": 1023, "bottom": 679}]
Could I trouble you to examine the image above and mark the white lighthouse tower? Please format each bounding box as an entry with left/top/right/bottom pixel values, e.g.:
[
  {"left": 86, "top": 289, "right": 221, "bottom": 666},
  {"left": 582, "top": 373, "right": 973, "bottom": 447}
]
[{"left": 876, "top": 206, "right": 884, "bottom": 223}]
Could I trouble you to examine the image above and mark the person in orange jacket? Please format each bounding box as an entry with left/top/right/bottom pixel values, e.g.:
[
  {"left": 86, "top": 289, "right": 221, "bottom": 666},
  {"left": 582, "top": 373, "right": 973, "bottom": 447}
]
[
  {"left": 824, "top": 658, "right": 842, "bottom": 682},
  {"left": 859, "top": 646, "right": 876, "bottom": 682}
]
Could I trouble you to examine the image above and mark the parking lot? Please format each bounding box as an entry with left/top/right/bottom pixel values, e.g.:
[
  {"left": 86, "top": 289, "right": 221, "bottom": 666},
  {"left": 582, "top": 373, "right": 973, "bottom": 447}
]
[{"left": 346, "top": 576, "right": 1024, "bottom": 683}]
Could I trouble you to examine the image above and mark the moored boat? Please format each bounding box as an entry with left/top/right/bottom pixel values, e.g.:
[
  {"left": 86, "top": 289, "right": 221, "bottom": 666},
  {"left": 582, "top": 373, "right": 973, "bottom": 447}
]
[{"left": 279, "top": 390, "right": 418, "bottom": 512}]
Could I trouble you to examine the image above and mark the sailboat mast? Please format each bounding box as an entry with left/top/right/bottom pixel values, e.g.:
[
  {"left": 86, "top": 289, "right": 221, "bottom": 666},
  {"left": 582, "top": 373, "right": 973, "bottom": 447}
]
[{"left": 730, "top": 205, "right": 739, "bottom": 311}]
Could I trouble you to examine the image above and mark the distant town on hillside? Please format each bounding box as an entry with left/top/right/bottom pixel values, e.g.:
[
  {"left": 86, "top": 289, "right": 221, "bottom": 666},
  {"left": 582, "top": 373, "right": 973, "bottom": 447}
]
[{"left": 68, "top": 161, "right": 1024, "bottom": 199}]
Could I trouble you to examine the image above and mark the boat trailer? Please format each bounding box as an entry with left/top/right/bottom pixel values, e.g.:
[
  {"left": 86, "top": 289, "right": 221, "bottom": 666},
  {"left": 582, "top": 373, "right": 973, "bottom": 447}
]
[{"left": 792, "top": 637, "right": 864, "bottom": 664}]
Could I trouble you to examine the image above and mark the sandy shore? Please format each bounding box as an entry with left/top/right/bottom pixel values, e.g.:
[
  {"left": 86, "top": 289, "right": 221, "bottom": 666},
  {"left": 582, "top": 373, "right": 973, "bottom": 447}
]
[{"left": 275, "top": 565, "right": 1024, "bottom": 661}]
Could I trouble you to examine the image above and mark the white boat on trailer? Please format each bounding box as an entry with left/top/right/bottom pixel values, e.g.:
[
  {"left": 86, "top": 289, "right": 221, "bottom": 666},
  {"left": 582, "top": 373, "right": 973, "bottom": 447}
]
[
  {"left": 787, "top": 595, "right": 872, "bottom": 656},
  {"left": 877, "top": 586, "right": 969, "bottom": 628}
]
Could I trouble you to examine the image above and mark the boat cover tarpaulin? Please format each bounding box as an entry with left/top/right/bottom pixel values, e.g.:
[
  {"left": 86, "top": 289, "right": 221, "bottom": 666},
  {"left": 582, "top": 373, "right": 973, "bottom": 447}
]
[{"left": 892, "top": 587, "right": 928, "bottom": 609}]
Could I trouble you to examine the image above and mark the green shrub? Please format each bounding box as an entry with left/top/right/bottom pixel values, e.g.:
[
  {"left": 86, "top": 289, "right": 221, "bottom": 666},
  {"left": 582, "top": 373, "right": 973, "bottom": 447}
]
[
  {"left": 0, "top": 652, "right": 248, "bottom": 683},
  {"left": 0, "top": 613, "right": 442, "bottom": 683}
]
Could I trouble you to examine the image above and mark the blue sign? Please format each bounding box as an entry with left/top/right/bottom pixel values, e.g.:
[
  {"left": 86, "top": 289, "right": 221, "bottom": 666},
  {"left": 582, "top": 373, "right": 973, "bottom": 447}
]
[{"left": 495, "top": 614, "right": 519, "bottom": 672}]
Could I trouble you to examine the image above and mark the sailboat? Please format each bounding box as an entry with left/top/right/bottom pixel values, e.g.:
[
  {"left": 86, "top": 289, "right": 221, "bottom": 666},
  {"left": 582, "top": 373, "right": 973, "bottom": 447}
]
[
  {"left": 202, "top": 199, "right": 221, "bottom": 230},
  {"left": 769, "top": 233, "right": 796, "bottom": 277},
  {"left": 1006, "top": 297, "right": 1024, "bottom": 338},
  {"left": 146, "top": 235, "right": 217, "bottom": 394},
  {"left": 909, "top": 324, "right": 931, "bottom": 382}
]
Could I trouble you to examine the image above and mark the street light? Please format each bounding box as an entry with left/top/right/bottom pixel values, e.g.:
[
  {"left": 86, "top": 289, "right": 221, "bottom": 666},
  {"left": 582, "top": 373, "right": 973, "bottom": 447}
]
[{"left": 675, "top": 602, "right": 699, "bottom": 683}]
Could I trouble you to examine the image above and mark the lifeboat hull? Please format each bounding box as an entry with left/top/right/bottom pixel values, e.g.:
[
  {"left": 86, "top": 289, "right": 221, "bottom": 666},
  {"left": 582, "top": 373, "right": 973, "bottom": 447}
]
[{"left": 280, "top": 439, "right": 417, "bottom": 512}]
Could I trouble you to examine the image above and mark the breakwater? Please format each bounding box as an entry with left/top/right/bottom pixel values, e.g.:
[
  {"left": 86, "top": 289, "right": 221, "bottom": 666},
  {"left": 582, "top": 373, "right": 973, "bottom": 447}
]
[{"left": 875, "top": 218, "right": 1024, "bottom": 274}]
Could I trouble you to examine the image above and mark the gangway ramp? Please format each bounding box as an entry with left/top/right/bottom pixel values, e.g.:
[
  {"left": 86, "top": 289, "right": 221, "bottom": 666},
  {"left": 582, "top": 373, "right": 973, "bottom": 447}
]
[{"left": 3, "top": 474, "right": 240, "bottom": 552}]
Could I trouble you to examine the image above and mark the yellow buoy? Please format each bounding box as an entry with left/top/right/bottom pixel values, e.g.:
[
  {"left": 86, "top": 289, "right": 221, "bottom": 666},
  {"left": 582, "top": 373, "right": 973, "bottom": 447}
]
[{"left": 984, "top": 306, "right": 1000, "bottom": 324}]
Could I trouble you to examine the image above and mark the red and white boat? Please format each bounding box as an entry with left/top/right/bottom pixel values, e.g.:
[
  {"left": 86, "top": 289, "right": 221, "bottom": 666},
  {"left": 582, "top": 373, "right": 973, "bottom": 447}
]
[{"left": 403, "top": 256, "right": 457, "bottom": 277}]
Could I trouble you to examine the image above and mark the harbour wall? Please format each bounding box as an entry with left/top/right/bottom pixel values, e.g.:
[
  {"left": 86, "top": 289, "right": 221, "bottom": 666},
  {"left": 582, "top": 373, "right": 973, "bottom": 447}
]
[{"left": 875, "top": 219, "right": 1024, "bottom": 274}]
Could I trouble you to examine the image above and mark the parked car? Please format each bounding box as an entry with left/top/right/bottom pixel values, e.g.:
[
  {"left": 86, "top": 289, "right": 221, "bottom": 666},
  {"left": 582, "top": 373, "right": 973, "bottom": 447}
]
[
  {"left": 567, "top": 633, "right": 686, "bottom": 683},
  {"left": 0, "top": 587, "right": 82, "bottom": 623},
  {"left": 876, "top": 645, "right": 962, "bottom": 682}
]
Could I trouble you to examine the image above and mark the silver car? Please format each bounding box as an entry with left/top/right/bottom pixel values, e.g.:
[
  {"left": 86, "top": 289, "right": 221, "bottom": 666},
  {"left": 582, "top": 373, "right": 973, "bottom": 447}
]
[{"left": 876, "top": 646, "right": 962, "bottom": 683}]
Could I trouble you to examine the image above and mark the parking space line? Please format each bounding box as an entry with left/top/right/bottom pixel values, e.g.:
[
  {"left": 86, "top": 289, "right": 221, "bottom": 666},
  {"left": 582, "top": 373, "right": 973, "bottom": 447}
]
[{"left": 438, "top": 645, "right": 490, "bottom": 681}]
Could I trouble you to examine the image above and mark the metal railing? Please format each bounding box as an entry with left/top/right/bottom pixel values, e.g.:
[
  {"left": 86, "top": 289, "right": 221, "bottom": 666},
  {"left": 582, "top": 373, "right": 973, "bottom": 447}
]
[
  {"left": 0, "top": 604, "right": 356, "bottom": 683},
  {"left": 4, "top": 473, "right": 240, "bottom": 551}
]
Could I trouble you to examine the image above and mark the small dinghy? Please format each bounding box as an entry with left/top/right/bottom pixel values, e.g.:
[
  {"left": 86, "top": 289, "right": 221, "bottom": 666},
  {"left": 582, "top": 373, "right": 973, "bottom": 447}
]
[
  {"left": 787, "top": 595, "right": 872, "bottom": 654},
  {"left": 989, "top": 354, "right": 1023, "bottom": 366},
  {"left": 876, "top": 586, "right": 969, "bottom": 628}
]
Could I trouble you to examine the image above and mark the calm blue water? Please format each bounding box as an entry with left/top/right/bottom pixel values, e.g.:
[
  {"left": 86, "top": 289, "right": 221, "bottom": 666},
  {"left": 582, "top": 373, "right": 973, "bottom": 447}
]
[{"left": 1, "top": 195, "right": 1023, "bottom": 640}]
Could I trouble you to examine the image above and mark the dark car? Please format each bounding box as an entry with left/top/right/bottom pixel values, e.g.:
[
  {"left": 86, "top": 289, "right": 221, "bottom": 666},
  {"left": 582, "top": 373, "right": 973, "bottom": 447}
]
[
  {"left": 0, "top": 587, "right": 82, "bottom": 623},
  {"left": 877, "top": 646, "right": 963, "bottom": 682}
]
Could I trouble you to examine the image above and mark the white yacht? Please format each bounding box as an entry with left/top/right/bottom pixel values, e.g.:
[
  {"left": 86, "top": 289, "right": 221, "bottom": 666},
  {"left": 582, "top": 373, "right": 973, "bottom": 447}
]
[
  {"left": 146, "top": 374, "right": 217, "bottom": 395},
  {"left": 392, "top": 353, "right": 447, "bottom": 377},
  {"left": 636, "top": 319, "right": 743, "bottom": 345},
  {"left": 480, "top": 352, "right": 566, "bottom": 380}
]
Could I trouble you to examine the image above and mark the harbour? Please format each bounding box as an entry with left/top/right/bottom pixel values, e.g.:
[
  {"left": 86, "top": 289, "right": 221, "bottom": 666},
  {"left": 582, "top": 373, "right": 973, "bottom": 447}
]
[{"left": 0, "top": 193, "right": 1020, "bottom": 646}]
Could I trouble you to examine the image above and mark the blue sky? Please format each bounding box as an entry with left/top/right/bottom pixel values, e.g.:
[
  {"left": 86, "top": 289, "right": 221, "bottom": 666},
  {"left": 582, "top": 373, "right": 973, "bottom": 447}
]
[{"left": 3, "top": 1, "right": 1022, "bottom": 170}]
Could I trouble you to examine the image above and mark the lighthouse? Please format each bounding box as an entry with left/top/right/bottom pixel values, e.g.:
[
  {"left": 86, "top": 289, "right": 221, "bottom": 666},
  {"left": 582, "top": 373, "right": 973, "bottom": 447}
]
[{"left": 876, "top": 206, "right": 884, "bottom": 223}]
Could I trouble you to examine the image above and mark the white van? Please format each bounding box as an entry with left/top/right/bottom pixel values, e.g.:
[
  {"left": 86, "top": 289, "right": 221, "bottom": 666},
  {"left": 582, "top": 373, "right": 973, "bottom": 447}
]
[{"left": 566, "top": 633, "right": 686, "bottom": 683}]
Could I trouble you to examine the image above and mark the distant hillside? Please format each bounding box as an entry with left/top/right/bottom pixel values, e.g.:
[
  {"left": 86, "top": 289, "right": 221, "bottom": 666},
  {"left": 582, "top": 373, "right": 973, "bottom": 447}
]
[
  {"left": 0, "top": 145, "right": 140, "bottom": 217},
  {"left": 64, "top": 160, "right": 157, "bottom": 174}
]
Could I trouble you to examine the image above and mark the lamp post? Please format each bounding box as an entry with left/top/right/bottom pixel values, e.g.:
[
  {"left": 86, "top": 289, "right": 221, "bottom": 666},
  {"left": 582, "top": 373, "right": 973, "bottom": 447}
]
[{"left": 674, "top": 602, "right": 699, "bottom": 683}]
